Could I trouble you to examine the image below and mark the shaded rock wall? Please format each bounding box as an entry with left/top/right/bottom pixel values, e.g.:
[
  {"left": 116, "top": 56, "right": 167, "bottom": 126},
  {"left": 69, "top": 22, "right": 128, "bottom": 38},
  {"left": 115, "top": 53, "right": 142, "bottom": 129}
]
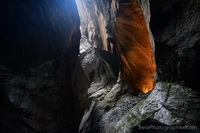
[
  {"left": 1, "top": 0, "right": 199, "bottom": 133},
  {"left": 0, "top": 0, "right": 80, "bottom": 69},
  {"left": 79, "top": 43, "right": 120, "bottom": 133},
  {"left": 75, "top": 0, "right": 200, "bottom": 133},
  {"left": 137, "top": 0, "right": 155, "bottom": 52},
  {"left": 150, "top": 0, "right": 200, "bottom": 91},
  {"left": 115, "top": 0, "right": 156, "bottom": 94},
  {"left": 75, "top": 0, "right": 118, "bottom": 51},
  {"left": 77, "top": 0, "right": 200, "bottom": 133},
  {"left": 76, "top": 0, "right": 156, "bottom": 94},
  {"left": 0, "top": 0, "right": 89, "bottom": 132},
  {"left": 80, "top": 47, "right": 119, "bottom": 96}
]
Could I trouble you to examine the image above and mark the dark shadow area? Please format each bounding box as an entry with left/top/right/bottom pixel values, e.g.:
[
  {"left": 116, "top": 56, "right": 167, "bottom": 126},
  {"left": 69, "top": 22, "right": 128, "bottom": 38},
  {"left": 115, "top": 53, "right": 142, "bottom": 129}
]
[{"left": 150, "top": 0, "right": 200, "bottom": 91}]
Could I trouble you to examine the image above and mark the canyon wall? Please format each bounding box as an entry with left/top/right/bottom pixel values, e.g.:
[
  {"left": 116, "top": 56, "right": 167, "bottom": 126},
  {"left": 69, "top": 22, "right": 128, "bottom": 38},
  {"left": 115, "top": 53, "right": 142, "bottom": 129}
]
[
  {"left": 76, "top": 0, "right": 156, "bottom": 94},
  {"left": 150, "top": 0, "right": 200, "bottom": 91},
  {"left": 115, "top": 0, "right": 156, "bottom": 94},
  {"left": 75, "top": 0, "right": 118, "bottom": 51},
  {"left": 0, "top": 0, "right": 89, "bottom": 132},
  {"left": 0, "top": 0, "right": 199, "bottom": 132},
  {"left": 77, "top": 0, "right": 200, "bottom": 132}
]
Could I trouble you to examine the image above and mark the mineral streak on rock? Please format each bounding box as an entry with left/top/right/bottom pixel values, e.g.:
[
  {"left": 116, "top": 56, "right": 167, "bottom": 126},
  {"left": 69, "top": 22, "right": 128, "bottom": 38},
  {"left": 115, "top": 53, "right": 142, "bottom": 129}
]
[{"left": 115, "top": 0, "right": 156, "bottom": 94}]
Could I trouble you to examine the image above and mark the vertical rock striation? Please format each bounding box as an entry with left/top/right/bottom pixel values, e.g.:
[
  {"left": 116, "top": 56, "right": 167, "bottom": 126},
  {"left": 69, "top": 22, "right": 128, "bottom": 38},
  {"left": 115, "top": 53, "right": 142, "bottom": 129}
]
[
  {"left": 76, "top": 0, "right": 156, "bottom": 95},
  {"left": 75, "top": 0, "right": 118, "bottom": 52},
  {"left": 77, "top": 0, "right": 200, "bottom": 133},
  {"left": 115, "top": 0, "right": 156, "bottom": 94}
]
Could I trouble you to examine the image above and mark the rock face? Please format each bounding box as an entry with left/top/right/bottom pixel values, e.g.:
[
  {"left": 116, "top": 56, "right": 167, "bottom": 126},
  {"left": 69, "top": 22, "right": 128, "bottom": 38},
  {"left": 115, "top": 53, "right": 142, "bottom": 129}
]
[
  {"left": 76, "top": 0, "right": 156, "bottom": 94},
  {"left": 115, "top": 0, "right": 156, "bottom": 94},
  {"left": 89, "top": 82, "right": 200, "bottom": 133},
  {"left": 75, "top": 0, "right": 118, "bottom": 51},
  {"left": 150, "top": 0, "right": 200, "bottom": 91},
  {"left": 80, "top": 47, "right": 119, "bottom": 96},
  {"left": 112, "top": 82, "right": 200, "bottom": 133},
  {"left": 1, "top": 0, "right": 200, "bottom": 133},
  {"left": 76, "top": 0, "right": 200, "bottom": 133},
  {"left": 0, "top": 0, "right": 89, "bottom": 132}
]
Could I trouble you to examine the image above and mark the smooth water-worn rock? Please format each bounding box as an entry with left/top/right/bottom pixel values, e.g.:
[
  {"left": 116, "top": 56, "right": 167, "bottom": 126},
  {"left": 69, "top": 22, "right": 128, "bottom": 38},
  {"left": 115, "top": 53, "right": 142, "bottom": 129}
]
[
  {"left": 79, "top": 46, "right": 120, "bottom": 133},
  {"left": 76, "top": 0, "right": 156, "bottom": 94},
  {"left": 80, "top": 47, "right": 119, "bottom": 96},
  {"left": 88, "top": 82, "right": 199, "bottom": 133},
  {"left": 78, "top": 1, "right": 199, "bottom": 133},
  {"left": 1, "top": 0, "right": 200, "bottom": 132},
  {"left": 113, "top": 83, "right": 200, "bottom": 133},
  {"left": 75, "top": 0, "right": 118, "bottom": 51},
  {"left": 115, "top": 0, "right": 156, "bottom": 94}
]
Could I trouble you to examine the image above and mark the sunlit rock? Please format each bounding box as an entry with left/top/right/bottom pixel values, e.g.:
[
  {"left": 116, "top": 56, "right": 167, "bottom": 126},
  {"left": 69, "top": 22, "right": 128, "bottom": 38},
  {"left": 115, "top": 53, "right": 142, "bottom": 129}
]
[{"left": 115, "top": 0, "right": 156, "bottom": 94}]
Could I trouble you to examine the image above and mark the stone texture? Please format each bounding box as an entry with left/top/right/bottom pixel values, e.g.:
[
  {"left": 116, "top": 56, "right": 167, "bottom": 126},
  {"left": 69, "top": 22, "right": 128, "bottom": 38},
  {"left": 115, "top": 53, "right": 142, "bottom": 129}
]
[
  {"left": 76, "top": 0, "right": 156, "bottom": 95},
  {"left": 77, "top": 1, "right": 200, "bottom": 133},
  {"left": 75, "top": 0, "right": 118, "bottom": 51},
  {"left": 0, "top": 0, "right": 89, "bottom": 132},
  {"left": 150, "top": 0, "right": 200, "bottom": 91},
  {"left": 1, "top": 0, "right": 200, "bottom": 132},
  {"left": 80, "top": 47, "right": 119, "bottom": 96},
  {"left": 88, "top": 83, "right": 200, "bottom": 133},
  {"left": 79, "top": 45, "right": 120, "bottom": 133},
  {"left": 115, "top": 0, "right": 156, "bottom": 94},
  {"left": 137, "top": 0, "right": 155, "bottom": 52}
]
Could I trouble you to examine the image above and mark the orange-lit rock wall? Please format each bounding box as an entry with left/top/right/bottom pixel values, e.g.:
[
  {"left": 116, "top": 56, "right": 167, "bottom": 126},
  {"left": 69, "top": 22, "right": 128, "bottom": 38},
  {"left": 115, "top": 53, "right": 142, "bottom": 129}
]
[{"left": 115, "top": 0, "right": 156, "bottom": 94}]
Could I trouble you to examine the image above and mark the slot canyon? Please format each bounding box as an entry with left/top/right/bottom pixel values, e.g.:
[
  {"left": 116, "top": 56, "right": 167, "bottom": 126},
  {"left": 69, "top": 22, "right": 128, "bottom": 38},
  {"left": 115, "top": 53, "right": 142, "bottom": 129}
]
[{"left": 0, "top": 0, "right": 199, "bottom": 133}]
